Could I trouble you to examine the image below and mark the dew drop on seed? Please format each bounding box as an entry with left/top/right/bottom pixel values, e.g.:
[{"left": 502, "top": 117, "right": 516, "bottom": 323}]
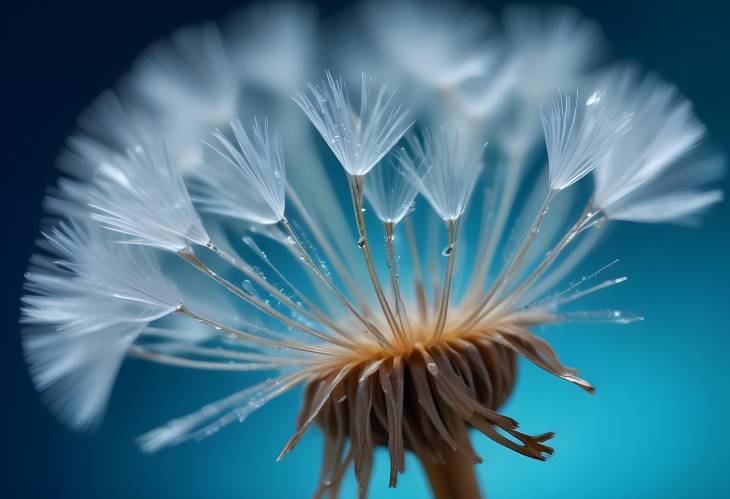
[
  {"left": 242, "top": 279, "right": 256, "bottom": 295},
  {"left": 585, "top": 90, "right": 601, "bottom": 106}
]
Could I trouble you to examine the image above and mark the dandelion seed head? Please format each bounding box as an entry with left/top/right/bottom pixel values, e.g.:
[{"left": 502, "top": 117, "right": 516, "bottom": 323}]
[{"left": 19, "top": 1, "right": 725, "bottom": 496}]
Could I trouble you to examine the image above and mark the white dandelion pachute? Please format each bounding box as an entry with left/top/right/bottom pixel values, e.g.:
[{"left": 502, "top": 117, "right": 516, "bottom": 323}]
[
  {"left": 193, "top": 118, "right": 287, "bottom": 225},
  {"left": 89, "top": 144, "right": 210, "bottom": 252},
  {"left": 294, "top": 72, "right": 413, "bottom": 177},
  {"left": 540, "top": 90, "right": 632, "bottom": 193},
  {"left": 591, "top": 67, "right": 725, "bottom": 223}
]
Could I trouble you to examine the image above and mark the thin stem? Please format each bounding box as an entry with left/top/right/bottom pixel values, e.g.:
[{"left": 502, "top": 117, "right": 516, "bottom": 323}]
[
  {"left": 237, "top": 237, "right": 361, "bottom": 343},
  {"left": 487, "top": 206, "right": 601, "bottom": 318},
  {"left": 178, "top": 249, "right": 354, "bottom": 350},
  {"left": 426, "top": 210, "right": 443, "bottom": 312},
  {"left": 458, "top": 190, "right": 556, "bottom": 332},
  {"left": 128, "top": 346, "right": 296, "bottom": 372},
  {"left": 522, "top": 225, "right": 602, "bottom": 304},
  {"left": 287, "top": 186, "right": 372, "bottom": 313},
  {"left": 209, "top": 242, "right": 302, "bottom": 310},
  {"left": 175, "top": 305, "right": 337, "bottom": 355},
  {"left": 384, "top": 222, "right": 411, "bottom": 346},
  {"left": 275, "top": 222, "right": 338, "bottom": 311},
  {"left": 419, "top": 451, "right": 482, "bottom": 499},
  {"left": 280, "top": 217, "right": 396, "bottom": 352},
  {"left": 433, "top": 219, "right": 460, "bottom": 340},
  {"left": 347, "top": 174, "right": 403, "bottom": 344},
  {"left": 209, "top": 242, "right": 353, "bottom": 341},
  {"left": 404, "top": 215, "right": 429, "bottom": 324},
  {"left": 134, "top": 340, "right": 320, "bottom": 365},
  {"left": 463, "top": 140, "right": 529, "bottom": 308},
  {"left": 149, "top": 371, "right": 310, "bottom": 452}
]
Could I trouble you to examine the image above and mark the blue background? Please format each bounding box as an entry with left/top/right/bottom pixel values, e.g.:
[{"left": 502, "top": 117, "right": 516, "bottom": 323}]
[{"left": 3, "top": 0, "right": 729, "bottom": 497}]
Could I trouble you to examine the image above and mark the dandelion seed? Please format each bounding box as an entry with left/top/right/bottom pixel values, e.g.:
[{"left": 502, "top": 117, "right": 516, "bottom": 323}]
[
  {"left": 194, "top": 118, "right": 286, "bottom": 224},
  {"left": 591, "top": 66, "right": 725, "bottom": 223},
  {"left": 541, "top": 90, "right": 632, "bottom": 192},
  {"left": 364, "top": 151, "right": 420, "bottom": 225},
  {"left": 405, "top": 127, "right": 485, "bottom": 222},
  {"left": 294, "top": 72, "right": 412, "bottom": 176},
  {"left": 89, "top": 144, "right": 209, "bottom": 252}
]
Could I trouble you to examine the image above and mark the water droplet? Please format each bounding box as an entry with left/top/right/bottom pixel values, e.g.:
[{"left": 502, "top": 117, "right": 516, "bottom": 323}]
[
  {"left": 585, "top": 90, "right": 601, "bottom": 106},
  {"left": 442, "top": 245, "right": 454, "bottom": 257},
  {"left": 242, "top": 279, "right": 256, "bottom": 295},
  {"left": 357, "top": 237, "right": 366, "bottom": 248}
]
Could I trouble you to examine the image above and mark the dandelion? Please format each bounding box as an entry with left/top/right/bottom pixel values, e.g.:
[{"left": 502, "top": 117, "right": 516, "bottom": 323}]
[{"left": 20, "top": 2, "right": 724, "bottom": 499}]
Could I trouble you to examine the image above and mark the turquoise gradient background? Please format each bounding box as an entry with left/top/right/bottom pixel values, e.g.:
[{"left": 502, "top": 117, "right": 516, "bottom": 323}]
[{"left": 3, "top": 0, "right": 729, "bottom": 498}]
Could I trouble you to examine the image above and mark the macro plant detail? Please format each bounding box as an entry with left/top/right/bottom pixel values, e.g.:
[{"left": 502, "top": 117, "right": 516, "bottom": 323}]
[{"left": 19, "top": 2, "right": 724, "bottom": 499}]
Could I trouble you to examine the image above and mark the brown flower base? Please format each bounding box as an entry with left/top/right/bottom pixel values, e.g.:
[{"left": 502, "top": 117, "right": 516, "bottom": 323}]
[{"left": 279, "top": 327, "right": 593, "bottom": 498}]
